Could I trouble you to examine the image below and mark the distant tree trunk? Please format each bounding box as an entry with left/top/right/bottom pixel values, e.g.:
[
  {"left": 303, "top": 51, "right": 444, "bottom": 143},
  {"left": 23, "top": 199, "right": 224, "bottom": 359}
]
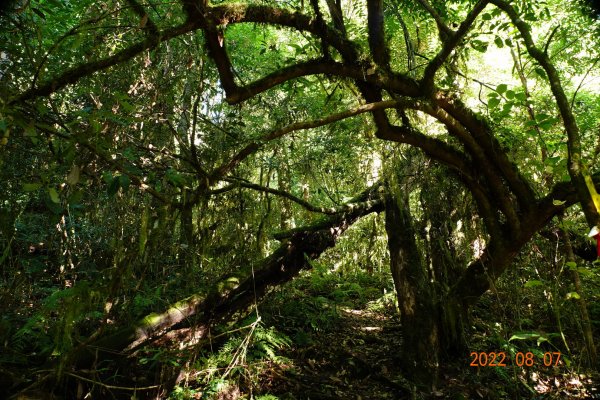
[
  {"left": 278, "top": 147, "right": 293, "bottom": 230},
  {"left": 560, "top": 224, "right": 597, "bottom": 366},
  {"left": 178, "top": 195, "right": 195, "bottom": 273},
  {"left": 365, "top": 216, "right": 377, "bottom": 274},
  {"left": 384, "top": 186, "right": 440, "bottom": 387}
]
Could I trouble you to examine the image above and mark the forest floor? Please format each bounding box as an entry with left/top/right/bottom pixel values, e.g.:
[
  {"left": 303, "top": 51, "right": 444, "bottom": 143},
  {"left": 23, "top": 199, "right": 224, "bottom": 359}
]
[
  {"left": 3, "top": 269, "right": 598, "bottom": 400},
  {"left": 242, "top": 273, "right": 600, "bottom": 400},
  {"left": 263, "top": 306, "right": 411, "bottom": 399}
]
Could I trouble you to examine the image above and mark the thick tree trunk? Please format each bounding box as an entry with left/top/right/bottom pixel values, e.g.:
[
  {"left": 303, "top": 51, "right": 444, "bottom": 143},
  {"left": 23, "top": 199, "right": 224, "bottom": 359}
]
[
  {"left": 384, "top": 189, "right": 440, "bottom": 388},
  {"left": 419, "top": 174, "right": 467, "bottom": 356}
]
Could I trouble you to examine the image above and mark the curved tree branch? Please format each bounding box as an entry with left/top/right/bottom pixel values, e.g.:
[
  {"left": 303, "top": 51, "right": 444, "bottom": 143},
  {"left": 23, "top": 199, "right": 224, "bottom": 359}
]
[
  {"left": 490, "top": 0, "right": 600, "bottom": 227},
  {"left": 414, "top": 0, "right": 453, "bottom": 38},
  {"left": 11, "top": 22, "right": 196, "bottom": 104},
  {"left": 225, "top": 177, "right": 382, "bottom": 215},
  {"left": 421, "top": 0, "right": 489, "bottom": 94},
  {"left": 209, "top": 99, "right": 408, "bottom": 182},
  {"left": 433, "top": 94, "right": 537, "bottom": 208}
]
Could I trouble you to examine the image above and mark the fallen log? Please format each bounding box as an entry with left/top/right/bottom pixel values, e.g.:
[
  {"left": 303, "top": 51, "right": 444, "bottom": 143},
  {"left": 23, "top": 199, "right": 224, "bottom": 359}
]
[{"left": 71, "top": 183, "right": 383, "bottom": 371}]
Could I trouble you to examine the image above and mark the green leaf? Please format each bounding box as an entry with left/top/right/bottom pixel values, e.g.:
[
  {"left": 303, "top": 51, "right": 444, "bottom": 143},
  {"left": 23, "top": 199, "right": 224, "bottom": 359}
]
[
  {"left": 107, "top": 177, "right": 120, "bottom": 196},
  {"left": 565, "top": 261, "right": 577, "bottom": 269},
  {"left": 44, "top": 196, "right": 62, "bottom": 214},
  {"left": 494, "top": 36, "right": 504, "bottom": 48},
  {"left": 488, "top": 97, "right": 501, "bottom": 109},
  {"left": 102, "top": 171, "right": 113, "bottom": 184},
  {"left": 524, "top": 13, "right": 538, "bottom": 21},
  {"left": 534, "top": 67, "right": 546, "bottom": 78},
  {"left": 119, "top": 175, "right": 131, "bottom": 192},
  {"left": 524, "top": 280, "right": 544, "bottom": 288},
  {"left": 536, "top": 113, "right": 550, "bottom": 120},
  {"left": 23, "top": 183, "right": 42, "bottom": 192},
  {"left": 66, "top": 166, "right": 80, "bottom": 186},
  {"left": 505, "top": 90, "right": 515, "bottom": 99},
  {"left": 509, "top": 332, "right": 540, "bottom": 342},
  {"left": 68, "top": 190, "right": 84, "bottom": 205},
  {"left": 471, "top": 40, "right": 488, "bottom": 53},
  {"left": 525, "top": 129, "right": 536, "bottom": 137},
  {"left": 566, "top": 292, "right": 581, "bottom": 300},
  {"left": 538, "top": 120, "right": 554, "bottom": 130},
  {"left": 544, "top": 156, "right": 559, "bottom": 164},
  {"left": 48, "top": 188, "right": 60, "bottom": 203},
  {"left": 536, "top": 336, "right": 549, "bottom": 346},
  {"left": 552, "top": 199, "right": 566, "bottom": 206},
  {"left": 496, "top": 84, "right": 508, "bottom": 94},
  {"left": 515, "top": 92, "right": 527, "bottom": 102}
]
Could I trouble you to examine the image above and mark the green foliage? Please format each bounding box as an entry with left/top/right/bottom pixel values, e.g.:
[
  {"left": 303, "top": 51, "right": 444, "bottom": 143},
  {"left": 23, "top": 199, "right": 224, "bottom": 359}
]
[
  {"left": 509, "top": 331, "right": 553, "bottom": 346},
  {"left": 365, "top": 290, "right": 397, "bottom": 313},
  {"left": 169, "top": 319, "right": 290, "bottom": 398},
  {"left": 168, "top": 386, "right": 201, "bottom": 400},
  {"left": 1, "top": 0, "right": 599, "bottom": 397}
]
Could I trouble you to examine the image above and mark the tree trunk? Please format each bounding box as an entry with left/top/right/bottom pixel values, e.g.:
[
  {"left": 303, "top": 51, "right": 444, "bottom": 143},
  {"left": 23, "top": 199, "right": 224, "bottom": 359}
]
[
  {"left": 384, "top": 188, "right": 440, "bottom": 388},
  {"left": 561, "top": 225, "right": 597, "bottom": 366},
  {"left": 178, "top": 197, "right": 195, "bottom": 273}
]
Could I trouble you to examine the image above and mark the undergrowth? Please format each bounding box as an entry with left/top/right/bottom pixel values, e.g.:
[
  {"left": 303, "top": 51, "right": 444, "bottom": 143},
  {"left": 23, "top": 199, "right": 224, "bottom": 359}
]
[{"left": 170, "top": 261, "right": 394, "bottom": 399}]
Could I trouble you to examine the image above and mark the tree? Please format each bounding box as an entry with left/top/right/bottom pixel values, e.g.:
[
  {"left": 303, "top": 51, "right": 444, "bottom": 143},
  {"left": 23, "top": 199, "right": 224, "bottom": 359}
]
[{"left": 1, "top": 0, "right": 599, "bottom": 393}]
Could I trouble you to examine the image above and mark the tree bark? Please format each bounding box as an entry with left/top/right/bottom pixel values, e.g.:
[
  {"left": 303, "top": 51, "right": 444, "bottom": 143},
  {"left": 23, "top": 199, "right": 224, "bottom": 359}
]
[{"left": 385, "top": 186, "right": 439, "bottom": 388}]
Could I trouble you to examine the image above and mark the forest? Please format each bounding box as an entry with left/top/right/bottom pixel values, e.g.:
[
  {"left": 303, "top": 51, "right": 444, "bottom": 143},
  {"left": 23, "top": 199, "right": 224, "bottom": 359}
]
[{"left": 1, "top": 0, "right": 600, "bottom": 398}]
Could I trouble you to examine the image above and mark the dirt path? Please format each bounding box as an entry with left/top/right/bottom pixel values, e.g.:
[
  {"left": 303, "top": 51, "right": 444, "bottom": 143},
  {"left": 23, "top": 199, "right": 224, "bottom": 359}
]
[
  {"left": 259, "top": 302, "right": 600, "bottom": 400},
  {"left": 264, "top": 306, "right": 414, "bottom": 399}
]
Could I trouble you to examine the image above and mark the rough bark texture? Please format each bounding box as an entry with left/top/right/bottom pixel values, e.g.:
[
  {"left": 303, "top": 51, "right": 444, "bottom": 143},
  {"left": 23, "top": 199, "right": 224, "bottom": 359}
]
[{"left": 385, "top": 189, "right": 439, "bottom": 387}]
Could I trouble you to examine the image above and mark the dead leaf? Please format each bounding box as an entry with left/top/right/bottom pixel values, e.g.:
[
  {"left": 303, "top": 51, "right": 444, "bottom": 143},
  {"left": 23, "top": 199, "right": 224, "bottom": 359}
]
[{"left": 139, "top": 14, "right": 148, "bottom": 28}]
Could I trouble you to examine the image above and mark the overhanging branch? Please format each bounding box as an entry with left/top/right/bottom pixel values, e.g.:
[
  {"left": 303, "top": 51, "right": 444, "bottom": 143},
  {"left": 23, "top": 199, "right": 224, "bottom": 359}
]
[
  {"left": 11, "top": 22, "right": 197, "bottom": 104},
  {"left": 225, "top": 177, "right": 382, "bottom": 215},
  {"left": 421, "top": 0, "right": 489, "bottom": 94},
  {"left": 208, "top": 100, "right": 414, "bottom": 185}
]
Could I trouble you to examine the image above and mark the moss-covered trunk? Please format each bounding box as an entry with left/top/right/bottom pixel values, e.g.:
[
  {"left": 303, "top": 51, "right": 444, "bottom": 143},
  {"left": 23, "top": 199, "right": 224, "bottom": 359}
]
[{"left": 385, "top": 189, "right": 440, "bottom": 388}]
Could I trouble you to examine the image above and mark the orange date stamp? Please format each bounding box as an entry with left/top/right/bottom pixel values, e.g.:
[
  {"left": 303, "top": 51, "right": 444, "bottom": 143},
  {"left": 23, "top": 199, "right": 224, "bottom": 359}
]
[{"left": 469, "top": 351, "right": 562, "bottom": 367}]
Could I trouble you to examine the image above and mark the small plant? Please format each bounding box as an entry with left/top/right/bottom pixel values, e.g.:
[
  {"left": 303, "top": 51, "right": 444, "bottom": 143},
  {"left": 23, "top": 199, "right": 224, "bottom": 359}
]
[
  {"left": 176, "top": 316, "right": 291, "bottom": 398},
  {"left": 168, "top": 385, "right": 201, "bottom": 400}
]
